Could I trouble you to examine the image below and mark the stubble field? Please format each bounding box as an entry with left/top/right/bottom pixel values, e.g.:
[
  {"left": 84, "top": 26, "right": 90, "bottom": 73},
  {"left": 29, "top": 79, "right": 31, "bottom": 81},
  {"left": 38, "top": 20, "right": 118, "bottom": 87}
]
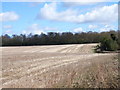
[{"left": 0, "top": 44, "right": 119, "bottom": 88}]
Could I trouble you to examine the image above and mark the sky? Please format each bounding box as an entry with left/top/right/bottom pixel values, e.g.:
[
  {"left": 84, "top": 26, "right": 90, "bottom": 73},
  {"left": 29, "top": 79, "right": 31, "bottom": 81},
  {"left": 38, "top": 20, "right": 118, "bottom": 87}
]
[{"left": 0, "top": 1, "right": 118, "bottom": 35}]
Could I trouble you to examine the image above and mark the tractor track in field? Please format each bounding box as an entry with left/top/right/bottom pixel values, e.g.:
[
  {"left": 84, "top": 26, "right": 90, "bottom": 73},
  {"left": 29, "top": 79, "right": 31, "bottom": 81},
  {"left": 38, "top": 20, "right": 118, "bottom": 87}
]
[{"left": 1, "top": 44, "right": 117, "bottom": 88}]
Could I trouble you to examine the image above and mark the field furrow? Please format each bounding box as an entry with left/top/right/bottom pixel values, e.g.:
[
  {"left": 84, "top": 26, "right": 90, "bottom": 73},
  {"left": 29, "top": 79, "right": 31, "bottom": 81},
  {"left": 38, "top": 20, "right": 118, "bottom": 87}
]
[{"left": 1, "top": 44, "right": 118, "bottom": 88}]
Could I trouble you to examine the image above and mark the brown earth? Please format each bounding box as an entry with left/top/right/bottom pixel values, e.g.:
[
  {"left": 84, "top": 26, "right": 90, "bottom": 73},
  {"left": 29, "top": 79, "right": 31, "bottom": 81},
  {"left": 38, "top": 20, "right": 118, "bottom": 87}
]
[{"left": 0, "top": 44, "right": 118, "bottom": 88}]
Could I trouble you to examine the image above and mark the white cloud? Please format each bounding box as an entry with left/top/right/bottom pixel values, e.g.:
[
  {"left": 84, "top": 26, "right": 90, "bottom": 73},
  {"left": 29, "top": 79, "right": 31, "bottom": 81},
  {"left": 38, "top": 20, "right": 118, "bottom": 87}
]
[
  {"left": 44, "top": 27, "right": 57, "bottom": 31},
  {"left": 88, "top": 25, "right": 98, "bottom": 29},
  {"left": 22, "top": 24, "right": 58, "bottom": 34},
  {"left": 0, "top": 12, "right": 19, "bottom": 22},
  {"left": 62, "top": 0, "right": 107, "bottom": 6},
  {"left": 38, "top": 3, "right": 118, "bottom": 24},
  {"left": 73, "top": 27, "right": 83, "bottom": 32},
  {"left": 2, "top": 0, "right": 119, "bottom": 2},
  {"left": 38, "top": 3, "right": 78, "bottom": 22},
  {"left": 70, "top": 0, "right": 118, "bottom": 1},
  {"left": 1, "top": 0, "right": 56, "bottom": 2},
  {"left": 63, "top": 2, "right": 97, "bottom": 7},
  {"left": 5, "top": 30, "right": 12, "bottom": 33},
  {"left": 100, "top": 24, "right": 115, "bottom": 32},
  {"left": 22, "top": 24, "right": 44, "bottom": 34},
  {"left": 2, "top": 30, "right": 12, "bottom": 35},
  {"left": 3, "top": 25, "right": 12, "bottom": 29}
]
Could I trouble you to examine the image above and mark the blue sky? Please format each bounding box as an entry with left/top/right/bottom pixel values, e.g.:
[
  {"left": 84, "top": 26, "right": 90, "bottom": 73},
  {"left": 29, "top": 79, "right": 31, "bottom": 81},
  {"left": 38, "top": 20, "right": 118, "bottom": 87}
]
[{"left": 0, "top": 1, "right": 118, "bottom": 35}]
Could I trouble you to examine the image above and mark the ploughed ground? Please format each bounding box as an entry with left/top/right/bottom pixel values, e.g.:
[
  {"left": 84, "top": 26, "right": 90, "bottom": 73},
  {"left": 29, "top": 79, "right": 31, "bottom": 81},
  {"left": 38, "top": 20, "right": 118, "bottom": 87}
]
[{"left": 0, "top": 44, "right": 119, "bottom": 88}]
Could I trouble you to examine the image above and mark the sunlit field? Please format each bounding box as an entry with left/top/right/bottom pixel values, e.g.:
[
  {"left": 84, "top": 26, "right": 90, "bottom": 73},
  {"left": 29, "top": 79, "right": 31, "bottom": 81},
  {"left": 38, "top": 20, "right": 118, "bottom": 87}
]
[{"left": 1, "top": 44, "right": 119, "bottom": 88}]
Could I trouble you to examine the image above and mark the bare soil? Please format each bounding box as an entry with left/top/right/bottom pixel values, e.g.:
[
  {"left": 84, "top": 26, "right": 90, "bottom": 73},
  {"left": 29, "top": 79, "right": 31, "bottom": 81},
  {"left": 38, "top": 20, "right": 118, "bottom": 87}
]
[{"left": 0, "top": 44, "right": 118, "bottom": 88}]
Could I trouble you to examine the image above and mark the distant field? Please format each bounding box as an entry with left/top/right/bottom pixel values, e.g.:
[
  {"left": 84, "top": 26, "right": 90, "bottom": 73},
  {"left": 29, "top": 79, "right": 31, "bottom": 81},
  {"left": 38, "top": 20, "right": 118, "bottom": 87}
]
[{"left": 1, "top": 44, "right": 119, "bottom": 88}]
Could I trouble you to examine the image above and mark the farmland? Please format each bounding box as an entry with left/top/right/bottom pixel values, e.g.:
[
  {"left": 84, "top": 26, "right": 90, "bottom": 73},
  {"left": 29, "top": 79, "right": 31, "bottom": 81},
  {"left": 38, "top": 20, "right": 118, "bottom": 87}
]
[{"left": 1, "top": 44, "right": 119, "bottom": 88}]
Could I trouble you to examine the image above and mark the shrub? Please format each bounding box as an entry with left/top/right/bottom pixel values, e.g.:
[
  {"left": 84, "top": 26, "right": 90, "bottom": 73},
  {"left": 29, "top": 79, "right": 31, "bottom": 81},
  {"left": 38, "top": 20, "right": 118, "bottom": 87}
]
[
  {"left": 100, "top": 37, "right": 118, "bottom": 51},
  {"left": 96, "top": 33, "right": 118, "bottom": 52}
]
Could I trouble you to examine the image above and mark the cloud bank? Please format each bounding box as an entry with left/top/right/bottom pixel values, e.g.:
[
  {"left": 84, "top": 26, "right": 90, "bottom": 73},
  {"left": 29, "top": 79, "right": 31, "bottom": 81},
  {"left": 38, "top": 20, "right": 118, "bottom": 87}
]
[
  {"left": 22, "top": 24, "right": 58, "bottom": 34},
  {"left": 38, "top": 3, "right": 118, "bottom": 24},
  {"left": 0, "top": 12, "right": 19, "bottom": 22}
]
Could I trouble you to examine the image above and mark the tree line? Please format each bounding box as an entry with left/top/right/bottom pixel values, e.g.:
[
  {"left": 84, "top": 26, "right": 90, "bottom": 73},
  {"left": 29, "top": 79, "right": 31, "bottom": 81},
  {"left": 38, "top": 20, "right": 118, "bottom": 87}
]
[{"left": 0, "top": 30, "right": 120, "bottom": 51}]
